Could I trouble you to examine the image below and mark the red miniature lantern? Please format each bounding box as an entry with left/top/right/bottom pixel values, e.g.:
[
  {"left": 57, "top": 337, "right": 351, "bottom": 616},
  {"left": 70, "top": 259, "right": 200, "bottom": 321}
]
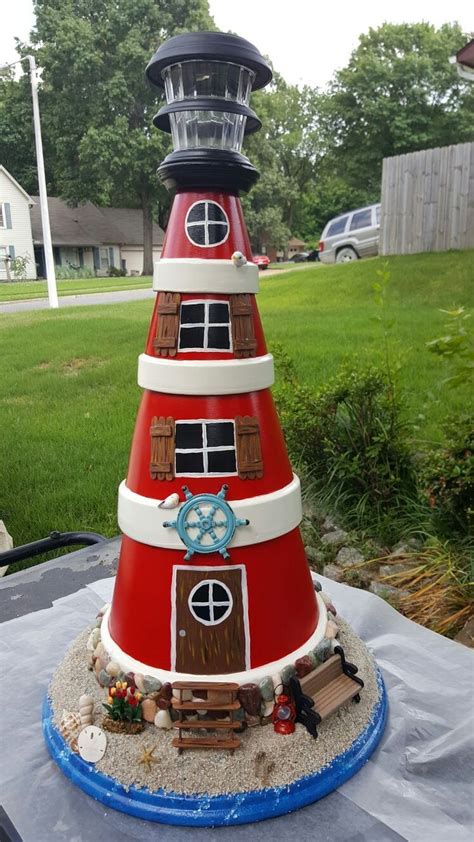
[{"left": 272, "top": 694, "right": 297, "bottom": 735}]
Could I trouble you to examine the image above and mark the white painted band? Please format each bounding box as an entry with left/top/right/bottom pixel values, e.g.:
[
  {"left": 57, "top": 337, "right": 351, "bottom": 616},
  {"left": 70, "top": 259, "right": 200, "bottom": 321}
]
[
  {"left": 118, "top": 474, "right": 302, "bottom": 549},
  {"left": 101, "top": 593, "right": 327, "bottom": 685},
  {"left": 153, "top": 258, "right": 259, "bottom": 294},
  {"left": 137, "top": 353, "right": 274, "bottom": 395}
]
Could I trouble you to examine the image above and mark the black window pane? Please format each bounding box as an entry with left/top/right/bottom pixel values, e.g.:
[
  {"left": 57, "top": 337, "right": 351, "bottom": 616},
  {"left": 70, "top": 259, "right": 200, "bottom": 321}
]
[
  {"left": 206, "top": 422, "right": 235, "bottom": 447},
  {"left": 175, "top": 451, "right": 204, "bottom": 474},
  {"left": 179, "top": 326, "right": 205, "bottom": 349},
  {"left": 208, "top": 326, "right": 230, "bottom": 349},
  {"left": 207, "top": 223, "right": 228, "bottom": 245},
  {"left": 207, "top": 203, "right": 227, "bottom": 222},
  {"left": 208, "top": 303, "right": 229, "bottom": 324},
  {"left": 327, "top": 216, "right": 348, "bottom": 236},
  {"left": 187, "top": 203, "right": 206, "bottom": 223},
  {"left": 212, "top": 583, "right": 229, "bottom": 602},
  {"left": 193, "top": 584, "right": 210, "bottom": 602},
  {"left": 208, "top": 449, "right": 236, "bottom": 473},
  {"left": 193, "top": 604, "right": 211, "bottom": 622},
  {"left": 187, "top": 224, "right": 207, "bottom": 246},
  {"left": 213, "top": 604, "right": 229, "bottom": 621},
  {"left": 350, "top": 209, "right": 372, "bottom": 231},
  {"left": 181, "top": 303, "right": 205, "bottom": 324},
  {"left": 175, "top": 423, "right": 203, "bottom": 449}
]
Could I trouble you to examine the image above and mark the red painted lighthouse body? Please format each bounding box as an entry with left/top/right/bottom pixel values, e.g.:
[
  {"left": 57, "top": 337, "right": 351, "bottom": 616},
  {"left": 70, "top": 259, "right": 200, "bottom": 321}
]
[{"left": 102, "top": 33, "right": 323, "bottom": 684}]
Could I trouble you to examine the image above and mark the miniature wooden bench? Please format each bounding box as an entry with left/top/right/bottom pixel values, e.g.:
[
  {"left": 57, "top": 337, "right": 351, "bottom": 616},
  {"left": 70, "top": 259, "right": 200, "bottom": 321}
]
[
  {"left": 290, "top": 646, "right": 364, "bottom": 738},
  {"left": 171, "top": 681, "right": 241, "bottom": 753}
]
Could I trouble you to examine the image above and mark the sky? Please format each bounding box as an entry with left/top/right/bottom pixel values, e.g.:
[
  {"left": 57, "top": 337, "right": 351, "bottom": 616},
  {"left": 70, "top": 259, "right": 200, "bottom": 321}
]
[{"left": 0, "top": 0, "right": 472, "bottom": 87}]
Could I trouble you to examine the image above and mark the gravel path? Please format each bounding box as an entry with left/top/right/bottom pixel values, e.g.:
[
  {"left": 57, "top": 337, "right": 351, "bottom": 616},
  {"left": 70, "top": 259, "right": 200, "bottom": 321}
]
[{"left": 49, "top": 615, "right": 381, "bottom": 796}]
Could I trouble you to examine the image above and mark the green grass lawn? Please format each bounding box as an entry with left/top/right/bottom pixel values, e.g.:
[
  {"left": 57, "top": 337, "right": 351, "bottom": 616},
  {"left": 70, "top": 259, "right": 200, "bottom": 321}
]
[
  {"left": 1, "top": 250, "right": 472, "bottom": 564},
  {"left": 0, "top": 275, "right": 152, "bottom": 302}
]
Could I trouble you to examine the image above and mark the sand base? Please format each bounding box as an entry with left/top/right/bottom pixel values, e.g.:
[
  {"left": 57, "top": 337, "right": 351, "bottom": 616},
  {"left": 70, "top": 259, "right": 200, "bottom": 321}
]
[{"left": 46, "top": 617, "right": 385, "bottom": 814}]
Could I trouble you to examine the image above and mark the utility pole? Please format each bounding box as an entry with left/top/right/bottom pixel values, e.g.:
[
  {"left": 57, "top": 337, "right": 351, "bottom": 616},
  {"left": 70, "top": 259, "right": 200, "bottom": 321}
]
[{"left": 0, "top": 56, "right": 59, "bottom": 308}]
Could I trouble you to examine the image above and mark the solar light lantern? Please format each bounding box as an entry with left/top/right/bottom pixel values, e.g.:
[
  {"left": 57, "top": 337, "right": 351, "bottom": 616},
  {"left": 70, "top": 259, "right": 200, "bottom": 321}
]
[{"left": 146, "top": 32, "right": 272, "bottom": 191}]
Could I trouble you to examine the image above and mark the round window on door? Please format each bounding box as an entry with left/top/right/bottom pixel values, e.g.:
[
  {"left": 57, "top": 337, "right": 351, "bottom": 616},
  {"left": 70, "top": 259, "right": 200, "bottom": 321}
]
[
  {"left": 185, "top": 200, "right": 229, "bottom": 247},
  {"left": 188, "top": 579, "right": 233, "bottom": 626}
]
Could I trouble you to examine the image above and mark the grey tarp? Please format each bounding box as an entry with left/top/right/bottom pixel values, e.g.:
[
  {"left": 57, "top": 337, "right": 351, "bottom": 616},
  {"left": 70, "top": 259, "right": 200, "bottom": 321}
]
[{"left": 0, "top": 574, "right": 473, "bottom": 841}]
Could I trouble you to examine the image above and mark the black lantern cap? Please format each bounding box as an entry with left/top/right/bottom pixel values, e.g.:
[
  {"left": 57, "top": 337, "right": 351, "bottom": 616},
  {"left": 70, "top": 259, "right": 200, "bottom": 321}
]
[
  {"left": 153, "top": 98, "right": 261, "bottom": 136},
  {"left": 146, "top": 31, "right": 272, "bottom": 91}
]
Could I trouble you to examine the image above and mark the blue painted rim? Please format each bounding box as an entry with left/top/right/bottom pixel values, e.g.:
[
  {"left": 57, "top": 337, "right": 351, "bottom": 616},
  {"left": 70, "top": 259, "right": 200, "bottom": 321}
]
[{"left": 43, "top": 669, "right": 387, "bottom": 827}]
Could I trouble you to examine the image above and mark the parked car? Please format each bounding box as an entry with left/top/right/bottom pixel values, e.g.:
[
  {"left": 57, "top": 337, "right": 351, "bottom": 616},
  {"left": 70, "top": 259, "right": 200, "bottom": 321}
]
[
  {"left": 253, "top": 254, "right": 270, "bottom": 270},
  {"left": 290, "top": 252, "right": 309, "bottom": 262},
  {"left": 319, "top": 203, "right": 381, "bottom": 264}
]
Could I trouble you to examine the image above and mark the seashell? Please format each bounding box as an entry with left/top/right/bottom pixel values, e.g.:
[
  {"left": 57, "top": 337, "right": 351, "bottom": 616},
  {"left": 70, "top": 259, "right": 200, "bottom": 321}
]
[
  {"left": 79, "top": 694, "right": 94, "bottom": 727},
  {"left": 77, "top": 726, "right": 107, "bottom": 763},
  {"left": 86, "top": 628, "right": 100, "bottom": 652},
  {"left": 158, "top": 493, "right": 180, "bottom": 509},
  {"left": 59, "top": 710, "right": 82, "bottom": 744}
]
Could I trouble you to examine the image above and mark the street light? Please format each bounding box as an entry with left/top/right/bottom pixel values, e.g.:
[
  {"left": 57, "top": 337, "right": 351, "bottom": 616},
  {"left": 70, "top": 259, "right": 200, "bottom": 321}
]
[{"left": 0, "top": 55, "right": 58, "bottom": 308}]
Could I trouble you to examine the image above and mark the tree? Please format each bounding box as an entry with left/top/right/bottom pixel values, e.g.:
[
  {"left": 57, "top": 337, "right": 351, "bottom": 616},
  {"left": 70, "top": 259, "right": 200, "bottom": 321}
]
[
  {"left": 22, "top": 0, "right": 214, "bottom": 273},
  {"left": 320, "top": 22, "right": 474, "bottom": 202}
]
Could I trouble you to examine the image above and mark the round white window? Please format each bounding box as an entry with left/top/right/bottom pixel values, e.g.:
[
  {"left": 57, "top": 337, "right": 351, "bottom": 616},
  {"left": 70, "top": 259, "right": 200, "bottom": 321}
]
[
  {"left": 185, "top": 201, "right": 229, "bottom": 248},
  {"left": 188, "top": 579, "right": 233, "bottom": 626}
]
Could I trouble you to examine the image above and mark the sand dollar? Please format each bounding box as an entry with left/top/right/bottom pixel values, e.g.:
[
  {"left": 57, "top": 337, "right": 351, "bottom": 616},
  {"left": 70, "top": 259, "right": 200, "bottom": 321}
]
[{"left": 77, "top": 726, "right": 107, "bottom": 763}]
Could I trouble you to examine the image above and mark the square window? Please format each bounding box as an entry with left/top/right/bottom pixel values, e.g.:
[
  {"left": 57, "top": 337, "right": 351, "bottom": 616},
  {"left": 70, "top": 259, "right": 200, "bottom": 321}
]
[
  {"left": 206, "top": 421, "right": 234, "bottom": 447},
  {"left": 208, "top": 303, "right": 229, "bottom": 323},
  {"left": 207, "top": 326, "right": 230, "bottom": 349},
  {"left": 207, "top": 224, "right": 227, "bottom": 245},
  {"left": 175, "top": 451, "right": 204, "bottom": 474},
  {"left": 181, "top": 303, "right": 205, "bottom": 324},
  {"left": 188, "top": 224, "right": 207, "bottom": 246},
  {"left": 187, "top": 204, "right": 204, "bottom": 223},
  {"left": 179, "top": 326, "right": 205, "bottom": 349},
  {"left": 208, "top": 449, "right": 236, "bottom": 473},
  {"left": 175, "top": 423, "right": 203, "bottom": 449}
]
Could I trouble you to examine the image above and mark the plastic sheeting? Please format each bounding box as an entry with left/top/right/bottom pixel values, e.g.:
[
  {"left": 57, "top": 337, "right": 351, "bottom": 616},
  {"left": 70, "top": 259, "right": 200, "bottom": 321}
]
[{"left": 1, "top": 574, "right": 473, "bottom": 842}]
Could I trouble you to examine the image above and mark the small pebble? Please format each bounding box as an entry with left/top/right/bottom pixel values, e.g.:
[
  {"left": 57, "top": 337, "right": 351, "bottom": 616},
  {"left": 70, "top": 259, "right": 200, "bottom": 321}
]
[
  {"left": 134, "top": 673, "right": 146, "bottom": 693},
  {"left": 98, "top": 669, "right": 112, "bottom": 687},
  {"left": 313, "top": 639, "right": 331, "bottom": 663},
  {"left": 325, "top": 620, "right": 340, "bottom": 639},
  {"left": 295, "top": 655, "right": 313, "bottom": 678},
  {"left": 154, "top": 709, "right": 172, "bottom": 729},
  {"left": 258, "top": 676, "right": 274, "bottom": 702},
  {"left": 105, "top": 661, "right": 120, "bottom": 677},
  {"left": 141, "top": 699, "right": 157, "bottom": 723},
  {"left": 280, "top": 664, "right": 296, "bottom": 684}
]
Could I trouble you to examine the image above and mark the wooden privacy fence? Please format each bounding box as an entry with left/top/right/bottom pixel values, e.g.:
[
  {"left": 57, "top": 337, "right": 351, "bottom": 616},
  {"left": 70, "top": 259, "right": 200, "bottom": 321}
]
[{"left": 380, "top": 142, "right": 474, "bottom": 255}]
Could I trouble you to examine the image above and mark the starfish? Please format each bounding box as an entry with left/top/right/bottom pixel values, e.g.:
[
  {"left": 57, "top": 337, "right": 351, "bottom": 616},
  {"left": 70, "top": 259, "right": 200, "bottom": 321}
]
[{"left": 138, "top": 744, "right": 159, "bottom": 772}]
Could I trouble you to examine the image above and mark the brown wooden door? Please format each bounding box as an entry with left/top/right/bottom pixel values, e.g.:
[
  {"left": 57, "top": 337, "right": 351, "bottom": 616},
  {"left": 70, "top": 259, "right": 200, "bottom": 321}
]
[{"left": 174, "top": 567, "right": 247, "bottom": 674}]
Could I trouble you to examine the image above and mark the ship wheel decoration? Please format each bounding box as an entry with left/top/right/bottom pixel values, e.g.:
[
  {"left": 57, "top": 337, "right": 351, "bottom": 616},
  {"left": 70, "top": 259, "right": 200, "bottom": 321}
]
[{"left": 163, "top": 484, "right": 250, "bottom": 560}]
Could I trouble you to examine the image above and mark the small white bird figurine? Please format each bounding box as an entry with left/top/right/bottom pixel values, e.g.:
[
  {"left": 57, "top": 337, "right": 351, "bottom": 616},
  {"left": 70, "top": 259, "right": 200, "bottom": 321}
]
[
  {"left": 231, "top": 251, "right": 247, "bottom": 268},
  {"left": 158, "top": 492, "right": 180, "bottom": 509}
]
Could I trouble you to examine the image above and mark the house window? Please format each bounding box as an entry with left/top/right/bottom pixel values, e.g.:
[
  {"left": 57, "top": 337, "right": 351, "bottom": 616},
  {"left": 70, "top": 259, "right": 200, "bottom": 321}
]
[
  {"left": 99, "top": 247, "right": 110, "bottom": 269},
  {"left": 188, "top": 580, "right": 233, "bottom": 626},
  {"left": 185, "top": 200, "right": 229, "bottom": 247},
  {"left": 0, "top": 204, "right": 5, "bottom": 229},
  {"left": 175, "top": 420, "right": 237, "bottom": 476},
  {"left": 179, "top": 300, "right": 232, "bottom": 351}
]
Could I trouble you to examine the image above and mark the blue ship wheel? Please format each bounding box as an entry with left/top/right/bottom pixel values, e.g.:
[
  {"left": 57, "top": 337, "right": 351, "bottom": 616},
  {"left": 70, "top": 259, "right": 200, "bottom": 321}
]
[{"left": 163, "top": 484, "right": 249, "bottom": 560}]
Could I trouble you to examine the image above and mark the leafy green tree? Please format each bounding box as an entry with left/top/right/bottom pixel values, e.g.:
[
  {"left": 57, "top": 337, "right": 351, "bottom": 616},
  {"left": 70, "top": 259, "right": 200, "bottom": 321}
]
[
  {"left": 22, "top": 0, "right": 214, "bottom": 273},
  {"left": 320, "top": 22, "right": 474, "bottom": 202}
]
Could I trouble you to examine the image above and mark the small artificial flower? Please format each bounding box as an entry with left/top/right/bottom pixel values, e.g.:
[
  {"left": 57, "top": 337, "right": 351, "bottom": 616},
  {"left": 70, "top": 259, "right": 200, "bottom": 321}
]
[
  {"left": 135, "top": 692, "right": 142, "bottom": 701},
  {"left": 128, "top": 695, "right": 138, "bottom": 707},
  {"left": 110, "top": 687, "right": 116, "bottom": 696},
  {"left": 107, "top": 696, "right": 113, "bottom": 705}
]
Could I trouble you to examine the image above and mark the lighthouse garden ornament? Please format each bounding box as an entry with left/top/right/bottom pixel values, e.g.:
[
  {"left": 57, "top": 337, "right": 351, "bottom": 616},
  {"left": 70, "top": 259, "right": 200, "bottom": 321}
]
[{"left": 43, "top": 31, "right": 387, "bottom": 826}]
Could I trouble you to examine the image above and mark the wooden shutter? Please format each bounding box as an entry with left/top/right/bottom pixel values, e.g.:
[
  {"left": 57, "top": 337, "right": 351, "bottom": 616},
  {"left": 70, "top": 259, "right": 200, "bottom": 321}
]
[
  {"left": 235, "top": 415, "right": 263, "bottom": 479},
  {"left": 230, "top": 294, "right": 257, "bottom": 358},
  {"left": 153, "top": 292, "right": 181, "bottom": 357},
  {"left": 150, "top": 415, "right": 175, "bottom": 480}
]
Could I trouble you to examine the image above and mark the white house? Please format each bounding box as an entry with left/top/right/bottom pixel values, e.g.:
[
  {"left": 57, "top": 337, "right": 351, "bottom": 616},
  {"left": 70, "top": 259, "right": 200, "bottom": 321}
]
[{"left": 0, "top": 166, "right": 37, "bottom": 280}]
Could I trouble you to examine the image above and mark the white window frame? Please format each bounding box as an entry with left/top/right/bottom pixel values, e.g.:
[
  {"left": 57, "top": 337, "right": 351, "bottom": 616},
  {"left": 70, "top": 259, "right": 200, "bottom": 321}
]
[
  {"left": 185, "top": 200, "right": 229, "bottom": 248},
  {"left": 188, "top": 579, "right": 233, "bottom": 626},
  {"left": 0, "top": 203, "right": 6, "bottom": 229},
  {"left": 178, "top": 299, "right": 232, "bottom": 353},
  {"left": 175, "top": 419, "right": 237, "bottom": 477},
  {"left": 99, "top": 247, "right": 110, "bottom": 269}
]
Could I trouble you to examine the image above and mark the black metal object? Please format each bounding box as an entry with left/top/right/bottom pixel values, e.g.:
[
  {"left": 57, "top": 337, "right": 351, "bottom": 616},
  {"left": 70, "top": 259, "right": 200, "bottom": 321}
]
[
  {"left": 289, "top": 675, "right": 321, "bottom": 739},
  {"left": 0, "top": 531, "right": 107, "bottom": 568},
  {"left": 334, "top": 646, "right": 365, "bottom": 690},
  {"left": 158, "top": 148, "right": 259, "bottom": 192},
  {"left": 154, "top": 97, "right": 261, "bottom": 135}
]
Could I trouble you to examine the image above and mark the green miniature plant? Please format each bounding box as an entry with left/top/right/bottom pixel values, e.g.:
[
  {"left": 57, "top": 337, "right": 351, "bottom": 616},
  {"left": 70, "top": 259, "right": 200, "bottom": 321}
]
[
  {"left": 426, "top": 306, "right": 473, "bottom": 389},
  {"left": 103, "top": 681, "right": 143, "bottom": 722}
]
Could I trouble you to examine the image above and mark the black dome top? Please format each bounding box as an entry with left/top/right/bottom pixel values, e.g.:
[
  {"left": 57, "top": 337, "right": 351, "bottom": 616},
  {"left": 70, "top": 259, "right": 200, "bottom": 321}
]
[{"left": 146, "top": 31, "right": 272, "bottom": 91}]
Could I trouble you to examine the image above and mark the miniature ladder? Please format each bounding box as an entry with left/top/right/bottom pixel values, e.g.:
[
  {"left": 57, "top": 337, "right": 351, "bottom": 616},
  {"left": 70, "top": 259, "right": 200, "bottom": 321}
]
[{"left": 171, "top": 681, "right": 241, "bottom": 753}]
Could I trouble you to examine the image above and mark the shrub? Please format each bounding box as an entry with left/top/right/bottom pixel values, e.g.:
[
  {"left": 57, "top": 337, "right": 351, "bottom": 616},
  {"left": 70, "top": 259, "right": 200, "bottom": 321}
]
[
  {"left": 273, "top": 346, "right": 418, "bottom": 535},
  {"left": 421, "top": 415, "right": 473, "bottom": 536},
  {"left": 55, "top": 266, "right": 92, "bottom": 280},
  {"left": 107, "top": 266, "right": 127, "bottom": 277}
]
